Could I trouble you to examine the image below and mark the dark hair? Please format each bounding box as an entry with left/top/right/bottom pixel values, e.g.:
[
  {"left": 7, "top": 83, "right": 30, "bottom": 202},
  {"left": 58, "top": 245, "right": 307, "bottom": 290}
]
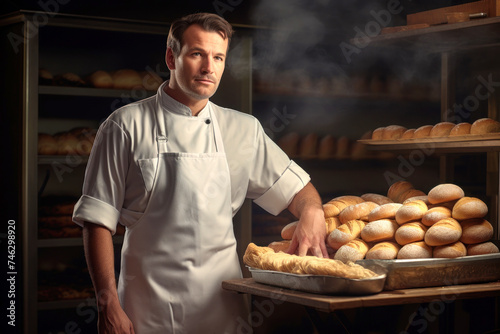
[{"left": 167, "top": 13, "right": 234, "bottom": 57}]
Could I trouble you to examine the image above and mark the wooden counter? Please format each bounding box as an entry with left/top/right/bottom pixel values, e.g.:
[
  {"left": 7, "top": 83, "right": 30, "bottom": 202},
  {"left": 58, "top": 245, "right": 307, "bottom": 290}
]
[{"left": 222, "top": 278, "right": 500, "bottom": 313}]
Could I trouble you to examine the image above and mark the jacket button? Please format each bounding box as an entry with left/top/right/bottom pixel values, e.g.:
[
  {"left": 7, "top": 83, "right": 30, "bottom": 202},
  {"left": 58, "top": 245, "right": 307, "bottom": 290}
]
[{"left": 205, "top": 119, "right": 211, "bottom": 124}]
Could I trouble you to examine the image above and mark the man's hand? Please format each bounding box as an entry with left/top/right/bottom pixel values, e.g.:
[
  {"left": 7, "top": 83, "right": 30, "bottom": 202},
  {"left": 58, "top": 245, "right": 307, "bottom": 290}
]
[
  {"left": 98, "top": 297, "right": 135, "bottom": 334},
  {"left": 285, "top": 182, "right": 328, "bottom": 258}
]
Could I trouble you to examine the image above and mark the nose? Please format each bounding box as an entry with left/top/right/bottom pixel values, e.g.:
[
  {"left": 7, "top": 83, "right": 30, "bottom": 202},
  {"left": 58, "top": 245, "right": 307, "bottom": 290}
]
[{"left": 201, "top": 56, "right": 214, "bottom": 74}]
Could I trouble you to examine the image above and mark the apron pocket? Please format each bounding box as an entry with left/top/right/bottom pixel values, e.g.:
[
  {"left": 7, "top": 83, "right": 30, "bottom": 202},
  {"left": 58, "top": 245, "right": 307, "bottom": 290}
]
[{"left": 138, "top": 157, "right": 158, "bottom": 192}]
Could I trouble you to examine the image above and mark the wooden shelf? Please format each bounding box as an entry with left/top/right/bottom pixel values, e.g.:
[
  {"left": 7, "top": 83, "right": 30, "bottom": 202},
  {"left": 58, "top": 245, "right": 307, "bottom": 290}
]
[
  {"left": 38, "top": 236, "right": 123, "bottom": 248},
  {"left": 39, "top": 85, "right": 156, "bottom": 98}
]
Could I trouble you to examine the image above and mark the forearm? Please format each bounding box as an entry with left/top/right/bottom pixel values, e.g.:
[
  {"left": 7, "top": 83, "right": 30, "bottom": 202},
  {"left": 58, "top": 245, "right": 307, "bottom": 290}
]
[{"left": 287, "top": 182, "right": 323, "bottom": 219}]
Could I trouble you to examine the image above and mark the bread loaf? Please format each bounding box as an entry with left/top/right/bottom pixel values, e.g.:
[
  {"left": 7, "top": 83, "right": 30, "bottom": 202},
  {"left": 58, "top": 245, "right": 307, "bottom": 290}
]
[
  {"left": 38, "top": 133, "right": 58, "bottom": 155},
  {"left": 366, "top": 241, "right": 400, "bottom": 260},
  {"left": 387, "top": 181, "right": 414, "bottom": 202},
  {"left": 88, "top": 70, "right": 114, "bottom": 89},
  {"left": 112, "top": 69, "right": 142, "bottom": 90},
  {"left": 361, "top": 193, "right": 393, "bottom": 205},
  {"left": 336, "top": 136, "right": 350, "bottom": 159},
  {"left": 371, "top": 127, "right": 385, "bottom": 140},
  {"left": 459, "top": 218, "right": 494, "bottom": 244},
  {"left": 325, "top": 217, "right": 341, "bottom": 235},
  {"left": 268, "top": 240, "right": 291, "bottom": 253},
  {"left": 361, "top": 219, "right": 399, "bottom": 243},
  {"left": 421, "top": 206, "right": 452, "bottom": 227},
  {"left": 466, "top": 242, "right": 499, "bottom": 255},
  {"left": 299, "top": 133, "right": 319, "bottom": 158},
  {"left": 413, "top": 125, "right": 433, "bottom": 138},
  {"left": 397, "top": 189, "right": 426, "bottom": 203},
  {"left": 368, "top": 203, "right": 403, "bottom": 221},
  {"left": 470, "top": 118, "right": 500, "bottom": 135},
  {"left": 382, "top": 125, "right": 407, "bottom": 140},
  {"left": 395, "top": 222, "right": 428, "bottom": 245},
  {"left": 428, "top": 183, "right": 464, "bottom": 204},
  {"left": 323, "top": 195, "right": 364, "bottom": 218},
  {"left": 395, "top": 200, "right": 428, "bottom": 225},
  {"left": 54, "top": 132, "right": 80, "bottom": 155},
  {"left": 278, "top": 132, "right": 301, "bottom": 157},
  {"left": 433, "top": 241, "right": 467, "bottom": 258},
  {"left": 327, "top": 220, "right": 366, "bottom": 250},
  {"left": 339, "top": 201, "right": 379, "bottom": 224},
  {"left": 281, "top": 221, "right": 298, "bottom": 240},
  {"left": 449, "top": 122, "right": 471, "bottom": 136},
  {"left": 429, "top": 122, "right": 455, "bottom": 137},
  {"left": 334, "top": 239, "right": 370, "bottom": 263},
  {"left": 403, "top": 195, "right": 429, "bottom": 205},
  {"left": 401, "top": 129, "right": 415, "bottom": 139},
  {"left": 318, "top": 135, "right": 336, "bottom": 159},
  {"left": 424, "top": 218, "right": 462, "bottom": 246},
  {"left": 452, "top": 197, "right": 488, "bottom": 220},
  {"left": 397, "top": 241, "right": 432, "bottom": 259}
]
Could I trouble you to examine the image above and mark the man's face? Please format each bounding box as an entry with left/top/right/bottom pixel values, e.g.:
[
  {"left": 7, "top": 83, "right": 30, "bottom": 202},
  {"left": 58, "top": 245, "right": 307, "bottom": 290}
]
[{"left": 168, "top": 24, "right": 228, "bottom": 102}]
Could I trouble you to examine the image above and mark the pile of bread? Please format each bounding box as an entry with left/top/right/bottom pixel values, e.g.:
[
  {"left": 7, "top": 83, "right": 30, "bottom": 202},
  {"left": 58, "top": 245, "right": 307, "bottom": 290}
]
[
  {"left": 39, "top": 68, "right": 163, "bottom": 91},
  {"left": 268, "top": 181, "right": 499, "bottom": 263},
  {"left": 371, "top": 118, "right": 500, "bottom": 140},
  {"left": 38, "top": 127, "right": 96, "bottom": 156},
  {"left": 277, "top": 131, "right": 378, "bottom": 160}
]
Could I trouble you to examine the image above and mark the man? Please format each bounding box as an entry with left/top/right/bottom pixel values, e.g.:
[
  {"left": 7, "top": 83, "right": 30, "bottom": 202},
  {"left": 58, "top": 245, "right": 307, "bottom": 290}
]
[{"left": 73, "top": 12, "right": 327, "bottom": 334}]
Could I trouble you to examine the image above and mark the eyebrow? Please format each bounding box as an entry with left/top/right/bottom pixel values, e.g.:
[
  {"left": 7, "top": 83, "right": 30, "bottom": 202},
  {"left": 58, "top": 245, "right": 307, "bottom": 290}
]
[{"left": 188, "top": 47, "right": 226, "bottom": 58}]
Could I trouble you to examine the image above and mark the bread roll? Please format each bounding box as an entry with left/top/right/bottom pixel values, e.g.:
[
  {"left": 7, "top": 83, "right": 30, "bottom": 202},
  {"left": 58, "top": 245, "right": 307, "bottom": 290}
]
[
  {"left": 88, "top": 70, "right": 114, "bottom": 89},
  {"left": 433, "top": 241, "right": 467, "bottom": 258},
  {"left": 38, "top": 133, "right": 58, "bottom": 155},
  {"left": 459, "top": 218, "right": 494, "bottom": 244},
  {"left": 278, "top": 132, "right": 301, "bottom": 157},
  {"left": 361, "top": 219, "right": 399, "bottom": 243},
  {"left": 421, "top": 206, "right": 452, "bottom": 227},
  {"left": 428, "top": 183, "right": 464, "bottom": 204},
  {"left": 281, "top": 221, "right": 298, "bottom": 240},
  {"left": 395, "top": 222, "right": 428, "bottom": 245},
  {"left": 323, "top": 195, "right": 365, "bottom": 218},
  {"left": 449, "top": 122, "right": 471, "bottom": 136},
  {"left": 429, "top": 122, "right": 455, "bottom": 137},
  {"left": 452, "top": 197, "right": 488, "bottom": 220},
  {"left": 387, "top": 181, "right": 414, "bottom": 202},
  {"left": 395, "top": 200, "right": 428, "bottom": 225},
  {"left": 466, "top": 242, "right": 499, "bottom": 255},
  {"left": 424, "top": 218, "right": 462, "bottom": 246},
  {"left": 470, "top": 118, "right": 500, "bottom": 135},
  {"left": 401, "top": 129, "right": 415, "bottom": 139},
  {"left": 361, "top": 193, "right": 393, "bottom": 205},
  {"left": 366, "top": 241, "right": 400, "bottom": 260},
  {"left": 112, "top": 69, "right": 142, "bottom": 90},
  {"left": 336, "top": 136, "right": 350, "bottom": 159},
  {"left": 299, "top": 133, "right": 319, "bottom": 158},
  {"left": 54, "top": 132, "right": 80, "bottom": 155},
  {"left": 368, "top": 203, "right": 403, "bottom": 221},
  {"left": 268, "top": 240, "right": 291, "bottom": 253},
  {"left": 318, "top": 135, "right": 336, "bottom": 159},
  {"left": 403, "top": 195, "right": 429, "bottom": 206},
  {"left": 339, "top": 201, "right": 379, "bottom": 224},
  {"left": 327, "top": 220, "right": 366, "bottom": 250},
  {"left": 325, "top": 217, "right": 341, "bottom": 235},
  {"left": 413, "top": 125, "right": 433, "bottom": 138},
  {"left": 371, "top": 127, "right": 385, "bottom": 140},
  {"left": 382, "top": 125, "right": 407, "bottom": 140},
  {"left": 397, "top": 241, "right": 432, "bottom": 259},
  {"left": 334, "top": 239, "right": 370, "bottom": 263},
  {"left": 54, "top": 72, "right": 86, "bottom": 87},
  {"left": 397, "top": 189, "right": 426, "bottom": 203}
]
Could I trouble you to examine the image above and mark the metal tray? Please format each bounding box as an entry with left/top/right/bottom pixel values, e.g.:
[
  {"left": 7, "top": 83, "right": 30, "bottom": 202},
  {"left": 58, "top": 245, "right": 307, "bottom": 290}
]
[
  {"left": 357, "top": 253, "right": 500, "bottom": 291},
  {"left": 248, "top": 267, "right": 387, "bottom": 295}
]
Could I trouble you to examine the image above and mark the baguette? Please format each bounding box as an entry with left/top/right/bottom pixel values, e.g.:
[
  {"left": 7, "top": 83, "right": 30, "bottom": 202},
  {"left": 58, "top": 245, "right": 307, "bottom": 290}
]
[{"left": 327, "top": 219, "right": 366, "bottom": 250}]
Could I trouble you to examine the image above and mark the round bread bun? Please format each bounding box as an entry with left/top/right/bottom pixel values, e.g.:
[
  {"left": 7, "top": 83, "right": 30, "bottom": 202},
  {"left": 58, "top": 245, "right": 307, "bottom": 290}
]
[
  {"left": 361, "top": 193, "right": 393, "bottom": 205},
  {"left": 395, "top": 200, "right": 428, "bottom": 225},
  {"left": 459, "top": 218, "right": 494, "bottom": 244},
  {"left": 421, "top": 206, "right": 452, "bottom": 227},
  {"left": 325, "top": 217, "right": 342, "bottom": 235},
  {"left": 428, "top": 183, "right": 464, "bottom": 204},
  {"left": 470, "top": 118, "right": 500, "bottom": 135},
  {"left": 339, "top": 201, "right": 379, "bottom": 224},
  {"left": 318, "top": 135, "right": 337, "bottom": 160},
  {"left": 371, "top": 127, "right": 385, "bottom": 140},
  {"left": 365, "top": 241, "right": 400, "bottom": 260},
  {"left": 88, "top": 70, "right": 114, "bottom": 89},
  {"left": 334, "top": 239, "right": 370, "bottom": 263},
  {"left": 323, "top": 195, "right": 365, "bottom": 218},
  {"left": 267, "top": 240, "right": 291, "bottom": 253},
  {"left": 368, "top": 203, "right": 403, "bottom": 221},
  {"left": 401, "top": 129, "right": 416, "bottom": 139},
  {"left": 299, "top": 133, "right": 319, "bottom": 159},
  {"left": 38, "top": 133, "right": 58, "bottom": 155},
  {"left": 449, "top": 122, "right": 471, "bottom": 136},
  {"left": 403, "top": 195, "right": 430, "bottom": 206},
  {"left": 281, "top": 221, "right": 298, "bottom": 240},
  {"left": 466, "top": 242, "right": 499, "bottom": 255},
  {"left": 361, "top": 219, "right": 399, "bottom": 243},
  {"left": 395, "top": 222, "right": 428, "bottom": 245},
  {"left": 397, "top": 189, "right": 426, "bottom": 203},
  {"left": 429, "top": 122, "right": 455, "bottom": 137},
  {"left": 387, "top": 181, "right": 414, "bottom": 202},
  {"left": 413, "top": 125, "right": 433, "bottom": 139},
  {"left": 397, "top": 241, "right": 433, "bottom": 259},
  {"left": 424, "top": 218, "right": 462, "bottom": 246},
  {"left": 433, "top": 241, "right": 467, "bottom": 258},
  {"left": 452, "top": 197, "right": 488, "bottom": 220},
  {"left": 112, "top": 69, "right": 142, "bottom": 90},
  {"left": 382, "top": 125, "right": 407, "bottom": 140},
  {"left": 278, "top": 132, "right": 301, "bottom": 157}
]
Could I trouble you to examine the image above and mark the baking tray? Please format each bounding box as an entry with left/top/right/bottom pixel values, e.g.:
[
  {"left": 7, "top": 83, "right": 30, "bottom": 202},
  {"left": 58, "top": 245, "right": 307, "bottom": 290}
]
[
  {"left": 358, "top": 253, "right": 500, "bottom": 291},
  {"left": 248, "top": 266, "right": 387, "bottom": 295}
]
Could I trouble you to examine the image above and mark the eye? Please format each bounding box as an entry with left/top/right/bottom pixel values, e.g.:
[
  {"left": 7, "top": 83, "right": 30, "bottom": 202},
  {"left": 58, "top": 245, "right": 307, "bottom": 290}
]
[{"left": 215, "top": 56, "right": 224, "bottom": 62}]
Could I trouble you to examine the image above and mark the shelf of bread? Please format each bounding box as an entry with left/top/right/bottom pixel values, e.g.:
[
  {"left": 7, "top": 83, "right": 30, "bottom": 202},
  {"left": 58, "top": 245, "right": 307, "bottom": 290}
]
[{"left": 39, "top": 85, "right": 157, "bottom": 98}]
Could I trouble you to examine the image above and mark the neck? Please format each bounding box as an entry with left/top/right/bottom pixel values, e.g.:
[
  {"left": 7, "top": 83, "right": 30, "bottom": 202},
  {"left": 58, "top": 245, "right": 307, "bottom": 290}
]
[{"left": 164, "top": 82, "right": 208, "bottom": 116}]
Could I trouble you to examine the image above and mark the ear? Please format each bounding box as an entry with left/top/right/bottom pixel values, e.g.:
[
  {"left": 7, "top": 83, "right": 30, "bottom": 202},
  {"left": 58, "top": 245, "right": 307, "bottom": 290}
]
[{"left": 166, "top": 47, "right": 176, "bottom": 70}]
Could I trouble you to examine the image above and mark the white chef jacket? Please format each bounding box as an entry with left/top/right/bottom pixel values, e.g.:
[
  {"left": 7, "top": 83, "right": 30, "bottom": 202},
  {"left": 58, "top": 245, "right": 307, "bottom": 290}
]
[{"left": 73, "top": 82, "right": 310, "bottom": 233}]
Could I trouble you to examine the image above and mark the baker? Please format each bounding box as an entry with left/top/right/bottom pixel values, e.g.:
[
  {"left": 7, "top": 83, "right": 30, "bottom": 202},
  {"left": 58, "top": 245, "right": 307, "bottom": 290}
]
[{"left": 73, "top": 12, "right": 327, "bottom": 334}]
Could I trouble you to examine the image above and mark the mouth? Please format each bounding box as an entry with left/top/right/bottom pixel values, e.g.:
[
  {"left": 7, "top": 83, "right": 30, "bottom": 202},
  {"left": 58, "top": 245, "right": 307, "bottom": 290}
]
[{"left": 195, "top": 77, "right": 215, "bottom": 85}]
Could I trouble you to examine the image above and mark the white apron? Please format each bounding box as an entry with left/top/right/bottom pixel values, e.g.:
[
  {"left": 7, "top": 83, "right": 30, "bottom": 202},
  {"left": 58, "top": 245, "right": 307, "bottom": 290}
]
[{"left": 117, "top": 95, "right": 247, "bottom": 333}]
